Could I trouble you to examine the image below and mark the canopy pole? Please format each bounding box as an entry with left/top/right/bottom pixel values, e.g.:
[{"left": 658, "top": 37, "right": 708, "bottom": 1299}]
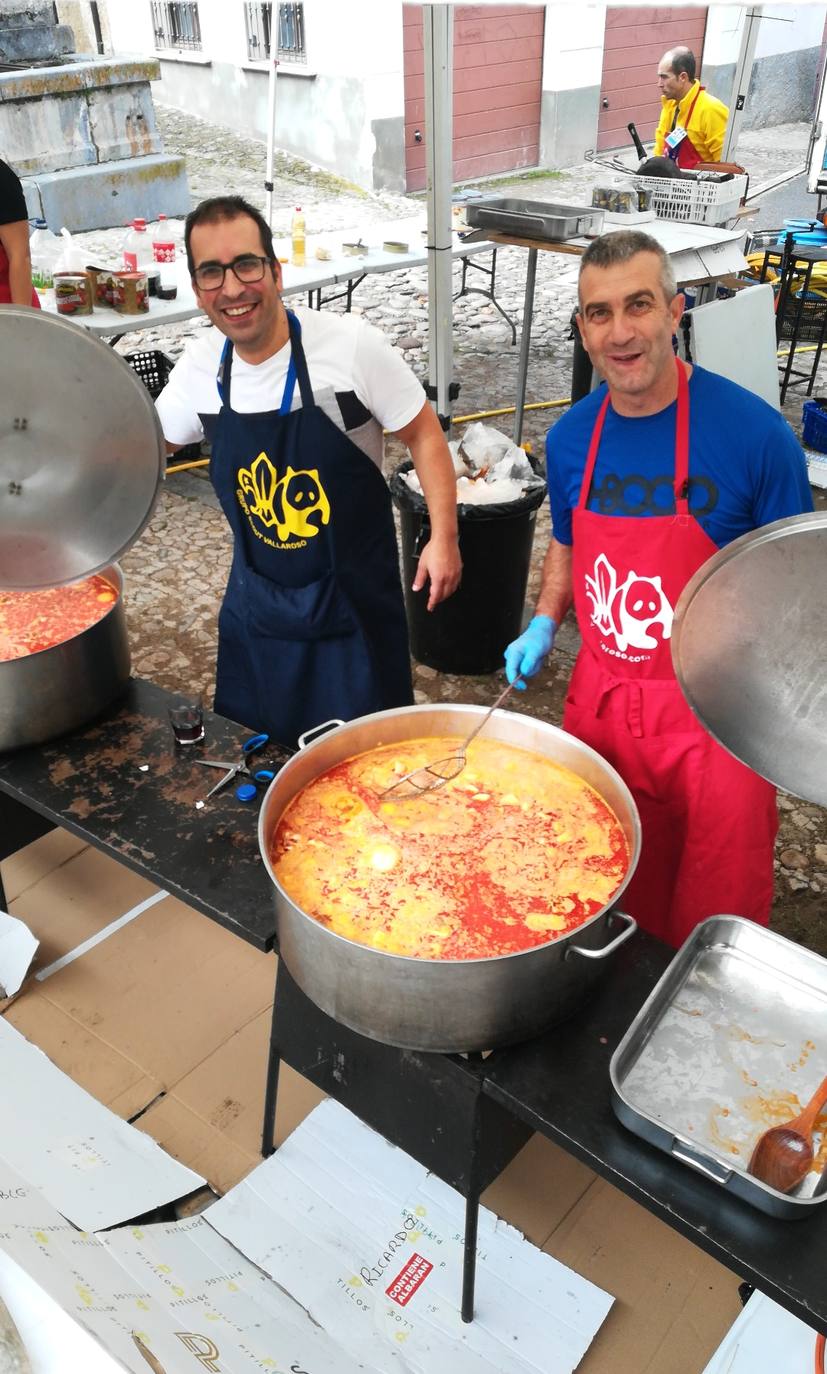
[
  {"left": 423, "top": 4, "right": 455, "bottom": 429},
  {"left": 721, "top": 8, "right": 762, "bottom": 164},
  {"left": 264, "top": 51, "right": 279, "bottom": 227}
]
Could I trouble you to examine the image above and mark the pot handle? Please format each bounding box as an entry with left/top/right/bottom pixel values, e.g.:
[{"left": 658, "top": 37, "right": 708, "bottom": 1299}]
[
  {"left": 566, "top": 910, "right": 637, "bottom": 961},
  {"left": 297, "top": 719, "right": 345, "bottom": 750}
]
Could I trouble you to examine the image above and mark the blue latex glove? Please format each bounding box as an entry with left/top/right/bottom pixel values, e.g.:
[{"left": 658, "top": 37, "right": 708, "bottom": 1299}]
[{"left": 504, "top": 615, "right": 556, "bottom": 689}]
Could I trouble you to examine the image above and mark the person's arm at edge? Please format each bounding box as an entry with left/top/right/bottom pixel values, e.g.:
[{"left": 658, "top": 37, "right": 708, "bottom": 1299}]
[
  {"left": 0, "top": 220, "right": 33, "bottom": 305},
  {"left": 535, "top": 535, "right": 574, "bottom": 626},
  {"left": 702, "top": 97, "right": 727, "bottom": 163},
  {"left": 392, "top": 400, "right": 462, "bottom": 611}
]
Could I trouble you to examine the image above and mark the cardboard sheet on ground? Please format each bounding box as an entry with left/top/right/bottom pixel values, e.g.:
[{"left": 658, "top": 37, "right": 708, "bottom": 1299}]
[
  {"left": 702, "top": 1290, "right": 819, "bottom": 1372},
  {"left": 0, "top": 1162, "right": 360, "bottom": 1374},
  {"left": 0, "top": 908, "right": 38, "bottom": 998},
  {"left": 0, "top": 1018, "right": 203, "bottom": 1231},
  {"left": 207, "top": 1098, "right": 613, "bottom": 1374}
]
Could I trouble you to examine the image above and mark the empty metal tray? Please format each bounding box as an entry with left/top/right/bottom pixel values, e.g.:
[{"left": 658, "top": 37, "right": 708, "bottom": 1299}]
[
  {"left": 465, "top": 197, "right": 604, "bottom": 242},
  {"left": 611, "top": 916, "right": 827, "bottom": 1218}
]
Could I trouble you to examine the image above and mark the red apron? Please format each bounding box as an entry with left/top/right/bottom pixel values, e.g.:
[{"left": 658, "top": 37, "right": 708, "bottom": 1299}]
[
  {"left": 562, "top": 360, "right": 777, "bottom": 947},
  {"left": 0, "top": 239, "right": 40, "bottom": 308},
  {"left": 667, "top": 85, "right": 704, "bottom": 170}
]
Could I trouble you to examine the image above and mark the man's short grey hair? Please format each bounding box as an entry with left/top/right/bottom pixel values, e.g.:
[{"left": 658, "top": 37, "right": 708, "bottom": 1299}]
[
  {"left": 664, "top": 46, "right": 696, "bottom": 82},
  {"left": 578, "top": 230, "right": 678, "bottom": 306}
]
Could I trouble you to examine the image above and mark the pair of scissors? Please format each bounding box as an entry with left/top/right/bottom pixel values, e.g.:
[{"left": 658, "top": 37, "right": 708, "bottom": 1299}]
[{"left": 194, "top": 732, "right": 276, "bottom": 802}]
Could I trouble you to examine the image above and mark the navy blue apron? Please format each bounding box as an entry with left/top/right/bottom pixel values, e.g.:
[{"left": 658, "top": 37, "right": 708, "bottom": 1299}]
[{"left": 209, "top": 310, "right": 413, "bottom": 747}]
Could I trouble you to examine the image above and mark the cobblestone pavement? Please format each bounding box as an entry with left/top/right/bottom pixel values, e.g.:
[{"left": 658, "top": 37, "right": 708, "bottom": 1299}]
[{"left": 80, "top": 104, "right": 826, "bottom": 952}]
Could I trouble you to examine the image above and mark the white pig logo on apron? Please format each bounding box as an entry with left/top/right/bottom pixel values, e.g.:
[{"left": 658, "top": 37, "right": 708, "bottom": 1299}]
[{"left": 585, "top": 553, "right": 674, "bottom": 654}]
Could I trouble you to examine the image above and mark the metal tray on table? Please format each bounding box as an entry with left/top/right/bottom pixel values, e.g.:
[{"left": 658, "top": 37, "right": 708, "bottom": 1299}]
[
  {"left": 611, "top": 916, "right": 827, "bottom": 1219},
  {"left": 465, "top": 197, "right": 604, "bottom": 241}
]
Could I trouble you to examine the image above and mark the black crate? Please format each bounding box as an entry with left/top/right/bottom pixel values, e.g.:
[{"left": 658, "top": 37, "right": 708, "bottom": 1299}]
[
  {"left": 778, "top": 294, "right": 827, "bottom": 345},
  {"left": 125, "top": 349, "right": 205, "bottom": 466},
  {"left": 125, "top": 349, "right": 174, "bottom": 400}
]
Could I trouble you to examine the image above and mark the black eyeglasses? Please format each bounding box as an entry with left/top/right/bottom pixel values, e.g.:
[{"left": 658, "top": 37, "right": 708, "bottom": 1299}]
[{"left": 193, "top": 254, "right": 274, "bottom": 291}]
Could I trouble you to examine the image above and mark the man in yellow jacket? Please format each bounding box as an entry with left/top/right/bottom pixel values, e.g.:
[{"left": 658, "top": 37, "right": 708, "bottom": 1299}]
[{"left": 654, "top": 47, "right": 729, "bottom": 169}]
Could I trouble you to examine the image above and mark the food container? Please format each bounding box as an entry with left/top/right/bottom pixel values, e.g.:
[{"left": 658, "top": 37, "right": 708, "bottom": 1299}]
[
  {"left": 259, "top": 705, "right": 639, "bottom": 1052},
  {"left": 342, "top": 241, "right": 367, "bottom": 257},
  {"left": 86, "top": 265, "right": 116, "bottom": 306},
  {"left": 53, "top": 271, "right": 93, "bottom": 315},
  {"left": 611, "top": 916, "right": 827, "bottom": 1219},
  {"left": 465, "top": 197, "right": 605, "bottom": 241},
  {"left": 591, "top": 185, "right": 652, "bottom": 214},
  {"left": 383, "top": 240, "right": 409, "bottom": 254},
  {"left": 0, "top": 308, "right": 164, "bottom": 747},
  {"left": 111, "top": 270, "right": 149, "bottom": 315},
  {"left": 0, "top": 564, "right": 129, "bottom": 751},
  {"left": 671, "top": 512, "right": 827, "bottom": 807}
]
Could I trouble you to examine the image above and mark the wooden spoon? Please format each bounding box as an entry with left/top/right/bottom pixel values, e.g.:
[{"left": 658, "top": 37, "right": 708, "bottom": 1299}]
[{"left": 748, "top": 1071, "right": 827, "bottom": 1193}]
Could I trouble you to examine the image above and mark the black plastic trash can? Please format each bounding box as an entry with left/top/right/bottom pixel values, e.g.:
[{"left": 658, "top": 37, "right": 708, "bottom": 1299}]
[{"left": 390, "top": 459, "right": 546, "bottom": 675}]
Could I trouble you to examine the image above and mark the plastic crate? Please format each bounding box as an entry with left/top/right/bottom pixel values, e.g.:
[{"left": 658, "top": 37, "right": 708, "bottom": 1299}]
[
  {"left": 802, "top": 399, "right": 827, "bottom": 453},
  {"left": 629, "top": 173, "right": 747, "bottom": 227},
  {"left": 125, "top": 349, "right": 174, "bottom": 400},
  {"left": 125, "top": 350, "right": 204, "bottom": 465},
  {"left": 778, "top": 293, "right": 827, "bottom": 344}
]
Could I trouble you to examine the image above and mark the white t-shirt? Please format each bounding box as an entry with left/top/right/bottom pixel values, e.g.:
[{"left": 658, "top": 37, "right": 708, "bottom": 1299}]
[{"left": 156, "top": 306, "right": 425, "bottom": 468}]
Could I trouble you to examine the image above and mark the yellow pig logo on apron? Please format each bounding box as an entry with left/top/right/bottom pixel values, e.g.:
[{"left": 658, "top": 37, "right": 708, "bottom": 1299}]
[{"left": 236, "top": 451, "right": 331, "bottom": 544}]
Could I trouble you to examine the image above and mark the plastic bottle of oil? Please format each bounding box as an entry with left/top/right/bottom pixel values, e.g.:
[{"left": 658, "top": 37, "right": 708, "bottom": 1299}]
[{"left": 291, "top": 206, "right": 306, "bottom": 268}]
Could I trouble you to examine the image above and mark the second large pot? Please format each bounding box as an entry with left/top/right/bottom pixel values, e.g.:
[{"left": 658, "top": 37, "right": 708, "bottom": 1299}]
[
  {"left": 0, "top": 564, "right": 130, "bottom": 751},
  {"left": 259, "top": 704, "right": 640, "bottom": 1052}
]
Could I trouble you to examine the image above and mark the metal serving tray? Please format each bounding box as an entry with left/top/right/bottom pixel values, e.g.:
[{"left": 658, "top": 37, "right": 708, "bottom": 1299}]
[
  {"left": 465, "top": 197, "right": 604, "bottom": 242},
  {"left": 611, "top": 916, "right": 827, "bottom": 1219}
]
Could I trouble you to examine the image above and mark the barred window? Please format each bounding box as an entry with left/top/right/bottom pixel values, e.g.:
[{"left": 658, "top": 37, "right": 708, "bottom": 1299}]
[
  {"left": 151, "top": 1, "right": 202, "bottom": 51},
  {"left": 245, "top": 3, "right": 306, "bottom": 64}
]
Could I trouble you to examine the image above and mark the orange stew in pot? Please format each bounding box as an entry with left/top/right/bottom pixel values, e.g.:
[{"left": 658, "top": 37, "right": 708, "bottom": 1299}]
[
  {"left": 271, "top": 737, "right": 630, "bottom": 960},
  {"left": 0, "top": 575, "right": 117, "bottom": 661}
]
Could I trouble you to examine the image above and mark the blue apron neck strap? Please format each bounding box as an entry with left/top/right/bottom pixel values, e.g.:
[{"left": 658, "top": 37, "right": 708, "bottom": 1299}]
[
  {"left": 281, "top": 309, "right": 315, "bottom": 414},
  {"left": 215, "top": 310, "right": 313, "bottom": 414},
  {"left": 217, "top": 336, "right": 232, "bottom": 405}
]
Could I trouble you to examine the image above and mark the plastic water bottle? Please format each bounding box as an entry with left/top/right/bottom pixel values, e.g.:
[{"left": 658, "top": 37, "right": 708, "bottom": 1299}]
[
  {"left": 123, "top": 218, "right": 153, "bottom": 272},
  {"left": 151, "top": 213, "right": 178, "bottom": 299},
  {"left": 291, "top": 206, "right": 306, "bottom": 268},
  {"left": 28, "top": 219, "right": 61, "bottom": 290}
]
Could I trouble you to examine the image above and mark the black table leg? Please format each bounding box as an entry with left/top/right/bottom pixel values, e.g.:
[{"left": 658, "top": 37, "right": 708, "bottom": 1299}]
[{"left": 261, "top": 1008, "right": 282, "bottom": 1158}]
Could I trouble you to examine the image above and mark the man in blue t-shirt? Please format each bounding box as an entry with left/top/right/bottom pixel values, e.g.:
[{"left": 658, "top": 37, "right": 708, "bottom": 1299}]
[{"left": 504, "top": 229, "right": 813, "bottom": 948}]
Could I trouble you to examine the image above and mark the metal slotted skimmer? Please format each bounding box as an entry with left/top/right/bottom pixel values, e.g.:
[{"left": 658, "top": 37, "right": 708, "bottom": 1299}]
[{"left": 379, "top": 680, "right": 519, "bottom": 798}]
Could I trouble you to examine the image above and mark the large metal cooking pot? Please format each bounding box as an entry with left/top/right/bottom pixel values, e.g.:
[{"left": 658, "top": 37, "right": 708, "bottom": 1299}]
[
  {"left": 672, "top": 512, "right": 827, "bottom": 807},
  {"left": 0, "top": 308, "right": 164, "bottom": 750},
  {"left": 259, "top": 704, "right": 640, "bottom": 1052},
  {"left": 0, "top": 564, "right": 129, "bottom": 751},
  {"left": 0, "top": 308, "right": 164, "bottom": 590}
]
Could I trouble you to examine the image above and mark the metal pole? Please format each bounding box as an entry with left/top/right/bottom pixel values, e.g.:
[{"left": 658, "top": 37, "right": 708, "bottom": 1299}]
[
  {"left": 720, "top": 8, "right": 763, "bottom": 164},
  {"left": 424, "top": 4, "right": 454, "bottom": 428},
  {"left": 264, "top": 52, "right": 279, "bottom": 227}
]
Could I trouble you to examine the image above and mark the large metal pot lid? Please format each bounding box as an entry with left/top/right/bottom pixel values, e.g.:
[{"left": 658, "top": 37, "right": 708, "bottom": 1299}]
[
  {"left": 671, "top": 512, "right": 827, "bottom": 807},
  {"left": 0, "top": 307, "right": 165, "bottom": 589}
]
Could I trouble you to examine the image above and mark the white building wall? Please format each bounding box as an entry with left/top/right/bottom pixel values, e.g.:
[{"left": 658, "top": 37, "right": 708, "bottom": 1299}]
[
  {"left": 104, "top": 0, "right": 407, "bottom": 191},
  {"left": 540, "top": 3, "right": 605, "bottom": 167}
]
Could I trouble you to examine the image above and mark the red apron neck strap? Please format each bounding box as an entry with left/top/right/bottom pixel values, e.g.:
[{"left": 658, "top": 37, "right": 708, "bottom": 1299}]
[
  {"left": 673, "top": 357, "right": 690, "bottom": 511},
  {"left": 576, "top": 390, "right": 611, "bottom": 508},
  {"left": 577, "top": 357, "right": 691, "bottom": 512}
]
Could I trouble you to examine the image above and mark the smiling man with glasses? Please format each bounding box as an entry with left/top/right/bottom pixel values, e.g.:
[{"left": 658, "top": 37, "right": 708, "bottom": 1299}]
[{"left": 155, "top": 194, "right": 461, "bottom": 749}]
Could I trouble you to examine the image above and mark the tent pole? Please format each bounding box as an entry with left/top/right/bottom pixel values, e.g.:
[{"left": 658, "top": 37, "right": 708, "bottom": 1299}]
[
  {"left": 265, "top": 51, "right": 279, "bottom": 227},
  {"left": 721, "top": 7, "right": 762, "bottom": 164},
  {"left": 423, "top": 4, "right": 455, "bottom": 429}
]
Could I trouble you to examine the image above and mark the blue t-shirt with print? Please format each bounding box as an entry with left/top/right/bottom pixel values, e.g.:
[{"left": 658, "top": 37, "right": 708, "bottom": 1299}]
[{"left": 547, "top": 366, "right": 813, "bottom": 548}]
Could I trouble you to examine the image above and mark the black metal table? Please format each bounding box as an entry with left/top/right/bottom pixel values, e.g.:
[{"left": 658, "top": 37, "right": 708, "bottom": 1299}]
[
  {"left": 0, "top": 676, "right": 289, "bottom": 950},
  {"left": 2, "top": 677, "right": 826, "bottom": 1337}
]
